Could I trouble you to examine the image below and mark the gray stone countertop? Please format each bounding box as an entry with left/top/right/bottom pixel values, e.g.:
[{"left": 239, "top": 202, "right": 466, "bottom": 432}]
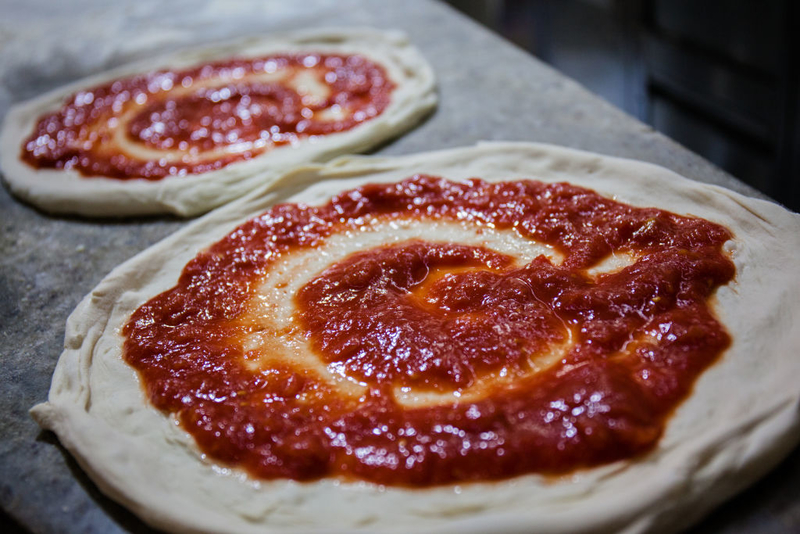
[{"left": 1, "top": 0, "right": 797, "bottom": 532}]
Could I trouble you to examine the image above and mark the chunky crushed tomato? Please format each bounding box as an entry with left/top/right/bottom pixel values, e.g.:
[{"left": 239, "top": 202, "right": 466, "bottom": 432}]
[
  {"left": 123, "top": 175, "right": 734, "bottom": 485},
  {"left": 22, "top": 54, "right": 393, "bottom": 180}
]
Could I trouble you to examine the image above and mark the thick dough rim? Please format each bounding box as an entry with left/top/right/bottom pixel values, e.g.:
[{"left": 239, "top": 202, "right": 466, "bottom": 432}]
[
  {"left": 0, "top": 28, "right": 437, "bottom": 217},
  {"left": 31, "top": 142, "right": 800, "bottom": 533}
]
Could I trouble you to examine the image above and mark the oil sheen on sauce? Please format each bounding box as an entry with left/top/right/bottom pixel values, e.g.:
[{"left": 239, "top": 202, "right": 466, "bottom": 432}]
[
  {"left": 123, "top": 175, "right": 735, "bottom": 486},
  {"left": 21, "top": 54, "right": 393, "bottom": 180}
]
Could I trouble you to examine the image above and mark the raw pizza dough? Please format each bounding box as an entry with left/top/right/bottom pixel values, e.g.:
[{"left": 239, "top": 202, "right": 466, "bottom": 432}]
[
  {"left": 31, "top": 143, "right": 800, "bottom": 533},
  {"left": 0, "top": 28, "right": 436, "bottom": 217}
]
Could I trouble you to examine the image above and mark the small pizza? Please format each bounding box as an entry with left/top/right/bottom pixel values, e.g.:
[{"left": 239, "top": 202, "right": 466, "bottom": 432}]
[
  {"left": 0, "top": 28, "right": 435, "bottom": 217},
  {"left": 32, "top": 143, "right": 800, "bottom": 533}
]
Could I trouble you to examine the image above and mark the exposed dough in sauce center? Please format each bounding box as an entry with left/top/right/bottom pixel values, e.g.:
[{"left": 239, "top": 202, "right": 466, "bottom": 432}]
[{"left": 123, "top": 175, "right": 734, "bottom": 486}]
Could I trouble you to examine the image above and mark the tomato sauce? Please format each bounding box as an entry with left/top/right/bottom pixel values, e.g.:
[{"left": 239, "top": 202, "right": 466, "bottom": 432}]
[
  {"left": 123, "top": 175, "right": 734, "bottom": 485},
  {"left": 21, "top": 54, "right": 393, "bottom": 180}
]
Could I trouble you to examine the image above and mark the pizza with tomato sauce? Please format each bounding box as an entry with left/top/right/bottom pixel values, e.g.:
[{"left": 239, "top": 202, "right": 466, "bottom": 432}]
[
  {"left": 32, "top": 143, "right": 800, "bottom": 533},
  {"left": 0, "top": 29, "right": 435, "bottom": 216}
]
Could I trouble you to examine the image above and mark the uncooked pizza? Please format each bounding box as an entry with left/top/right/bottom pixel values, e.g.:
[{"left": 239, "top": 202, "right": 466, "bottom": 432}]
[
  {"left": 32, "top": 143, "right": 800, "bottom": 533},
  {"left": 0, "top": 29, "right": 436, "bottom": 216}
]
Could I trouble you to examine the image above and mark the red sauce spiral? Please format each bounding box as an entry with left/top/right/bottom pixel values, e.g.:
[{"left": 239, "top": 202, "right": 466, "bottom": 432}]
[
  {"left": 21, "top": 54, "right": 393, "bottom": 180},
  {"left": 123, "top": 175, "right": 734, "bottom": 485}
]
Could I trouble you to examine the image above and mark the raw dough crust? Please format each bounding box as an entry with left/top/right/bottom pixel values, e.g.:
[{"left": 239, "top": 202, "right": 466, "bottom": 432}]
[
  {"left": 0, "top": 28, "right": 436, "bottom": 217},
  {"left": 31, "top": 143, "right": 800, "bottom": 533}
]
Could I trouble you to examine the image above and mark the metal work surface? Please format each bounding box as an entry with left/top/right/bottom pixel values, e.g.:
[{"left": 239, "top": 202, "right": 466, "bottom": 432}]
[{"left": 1, "top": 1, "right": 797, "bottom": 532}]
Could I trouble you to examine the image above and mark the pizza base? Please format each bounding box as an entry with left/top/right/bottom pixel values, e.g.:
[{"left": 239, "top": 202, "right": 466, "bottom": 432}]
[
  {"left": 0, "top": 28, "right": 436, "bottom": 217},
  {"left": 31, "top": 142, "right": 800, "bottom": 533}
]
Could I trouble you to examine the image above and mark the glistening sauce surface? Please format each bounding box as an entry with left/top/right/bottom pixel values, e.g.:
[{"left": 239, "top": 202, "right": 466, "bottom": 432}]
[
  {"left": 123, "top": 176, "right": 734, "bottom": 485},
  {"left": 22, "top": 54, "right": 393, "bottom": 180}
]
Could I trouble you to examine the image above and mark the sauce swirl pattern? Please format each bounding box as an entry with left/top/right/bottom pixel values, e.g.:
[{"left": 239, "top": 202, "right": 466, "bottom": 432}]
[
  {"left": 22, "top": 54, "right": 393, "bottom": 180},
  {"left": 123, "top": 175, "right": 734, "bottom": 485}
]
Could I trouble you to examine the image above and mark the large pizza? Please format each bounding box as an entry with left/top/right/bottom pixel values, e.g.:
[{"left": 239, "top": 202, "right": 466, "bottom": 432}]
[
  {"left": 32, "top": 143, "right": 800, "bottom": 532},
  {"left": 0, "top": 28, "right": 436, "bottom": 217}
]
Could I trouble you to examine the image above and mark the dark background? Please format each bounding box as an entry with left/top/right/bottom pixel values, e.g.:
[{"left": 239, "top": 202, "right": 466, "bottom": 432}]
[{"left": 447, "top": 0, "right": 800, "bottom": 212}]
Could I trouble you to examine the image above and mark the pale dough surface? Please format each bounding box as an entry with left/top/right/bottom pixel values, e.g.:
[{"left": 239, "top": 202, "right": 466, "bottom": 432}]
[
  {"left": 31, "top": 143, "right": 800, "bottom": 533},
  {"left": 0, "top": 28, "right": 436, "bottom": 217}
]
